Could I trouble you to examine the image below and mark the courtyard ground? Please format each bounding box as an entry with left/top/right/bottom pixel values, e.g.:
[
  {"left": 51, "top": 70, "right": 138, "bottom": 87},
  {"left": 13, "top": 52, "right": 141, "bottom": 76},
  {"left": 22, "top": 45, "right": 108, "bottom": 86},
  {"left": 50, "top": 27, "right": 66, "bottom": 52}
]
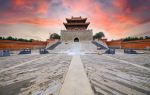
[
  {"left": 0, "top": 41, "right": 150, "bottom": 95},
  {"left": 0, "top": 53, "right": 71, "bottom": 95}
]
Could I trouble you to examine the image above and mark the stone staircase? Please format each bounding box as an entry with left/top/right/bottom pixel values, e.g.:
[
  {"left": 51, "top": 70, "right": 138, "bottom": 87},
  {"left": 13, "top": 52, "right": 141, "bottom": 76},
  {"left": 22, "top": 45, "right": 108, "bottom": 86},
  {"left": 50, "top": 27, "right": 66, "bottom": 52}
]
[
  {"left": 49, "top": 41, "right": 98, "bottom": 54},
  {"left": 46, "top": 41, "right": 62, "bottom": 50},
  {"left": 92, "top": 40, "right": 108, "bottom": 49}
]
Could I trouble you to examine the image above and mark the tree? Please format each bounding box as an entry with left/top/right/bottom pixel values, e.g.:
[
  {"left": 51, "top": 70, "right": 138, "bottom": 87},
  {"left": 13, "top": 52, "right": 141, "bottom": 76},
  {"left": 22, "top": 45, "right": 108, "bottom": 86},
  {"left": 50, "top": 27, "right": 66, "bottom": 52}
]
[
  {"left": 50, "top": 33, "right": 60, "bottom": 39},
  {"left": 145, "top": 36, "right": 150, "bottom": 39},
  {"left": 7, "top": 36, "right": 13, "bottom": 40},
  {"left": 0, "top": 37, "right": 2, "bottom": 40},
  {"left": 93, "top": 32, "right": 105, "bottom": 40},
  {"left": 29, "top": 39, "right": 33, "bottom": 42}
]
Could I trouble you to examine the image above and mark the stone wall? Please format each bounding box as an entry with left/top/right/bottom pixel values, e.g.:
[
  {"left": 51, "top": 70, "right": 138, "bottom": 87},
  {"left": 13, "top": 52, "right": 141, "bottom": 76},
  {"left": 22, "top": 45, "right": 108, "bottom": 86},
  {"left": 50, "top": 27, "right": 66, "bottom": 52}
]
[{"left": 61, "top": 30, "right": 93, "bottom": 42}]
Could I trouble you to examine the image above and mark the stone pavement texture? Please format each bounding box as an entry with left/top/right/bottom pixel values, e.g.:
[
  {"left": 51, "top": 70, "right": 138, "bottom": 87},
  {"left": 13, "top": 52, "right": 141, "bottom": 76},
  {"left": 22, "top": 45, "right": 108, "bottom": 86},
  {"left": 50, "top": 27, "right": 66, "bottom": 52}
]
[
  {"left": 0, "top": 42, "right": 150, "bottom": 95},
  {"left": 59, "top": 55, "right": 94, "bottom": 95}
]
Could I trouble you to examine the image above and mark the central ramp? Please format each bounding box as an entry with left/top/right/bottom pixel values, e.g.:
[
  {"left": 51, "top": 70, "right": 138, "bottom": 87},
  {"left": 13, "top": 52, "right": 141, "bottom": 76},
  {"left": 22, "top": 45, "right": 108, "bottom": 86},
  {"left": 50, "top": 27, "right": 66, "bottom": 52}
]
[{"left": 59, "top": 55, "right": 94, "bottom": 95}]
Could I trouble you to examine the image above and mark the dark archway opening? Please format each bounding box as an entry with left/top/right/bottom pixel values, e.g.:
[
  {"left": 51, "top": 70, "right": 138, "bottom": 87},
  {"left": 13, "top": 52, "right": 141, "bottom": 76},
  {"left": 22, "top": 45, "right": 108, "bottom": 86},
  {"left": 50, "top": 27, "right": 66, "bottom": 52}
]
[{"left": 74, "top": 37, "right": 79, "bottom": 42}]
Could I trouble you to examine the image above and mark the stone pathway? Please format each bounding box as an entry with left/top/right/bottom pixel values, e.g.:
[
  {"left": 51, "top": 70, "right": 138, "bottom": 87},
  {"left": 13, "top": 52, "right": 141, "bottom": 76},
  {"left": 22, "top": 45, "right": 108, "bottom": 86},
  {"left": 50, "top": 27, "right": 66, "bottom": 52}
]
[{"left": 59, "top": 55, "right": 94, "bottom": 95}]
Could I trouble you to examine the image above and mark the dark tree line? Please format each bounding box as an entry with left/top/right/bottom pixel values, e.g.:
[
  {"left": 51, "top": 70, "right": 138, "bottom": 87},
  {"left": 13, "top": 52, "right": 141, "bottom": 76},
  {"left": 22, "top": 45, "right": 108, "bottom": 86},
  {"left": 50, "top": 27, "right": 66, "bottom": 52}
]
[
  {"left": 0, "top": 36, "right": 33, "bottom": 42},
  {"left": 123, "top": 36, "right": 150, "bottom": 41}
]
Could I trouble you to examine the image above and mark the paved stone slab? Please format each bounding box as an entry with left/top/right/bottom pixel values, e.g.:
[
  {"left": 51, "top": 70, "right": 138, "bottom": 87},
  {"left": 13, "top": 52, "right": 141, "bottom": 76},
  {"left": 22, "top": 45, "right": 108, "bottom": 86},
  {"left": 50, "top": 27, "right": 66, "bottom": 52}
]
[
  {"left": 104, "top": 55, "right": 150, "bottom": 71},
  {"left": 0, "top": 55, "right": 50, "bottom": 73},
  {"left": 59, "top": 55, "right": 94, "bottom": 95}
]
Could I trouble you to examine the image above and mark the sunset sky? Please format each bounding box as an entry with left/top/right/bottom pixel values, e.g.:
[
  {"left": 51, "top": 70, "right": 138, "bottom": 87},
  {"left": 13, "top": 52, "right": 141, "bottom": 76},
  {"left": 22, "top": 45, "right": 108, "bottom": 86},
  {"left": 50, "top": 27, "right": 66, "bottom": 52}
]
[{"left": 0, "top": 0, "right": 150, "bottom": 41}]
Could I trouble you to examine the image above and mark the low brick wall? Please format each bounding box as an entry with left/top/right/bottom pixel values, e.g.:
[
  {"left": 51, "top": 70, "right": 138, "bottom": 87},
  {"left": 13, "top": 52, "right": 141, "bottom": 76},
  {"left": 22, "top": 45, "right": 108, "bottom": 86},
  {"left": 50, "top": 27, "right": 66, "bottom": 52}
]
[
  {"left": 106, "top": 40, "right": 122, "bottom": 49},
  {"left": 0, "top": 40, "right": 48, "bottom": 50},
  {"left": 106, "top": 39, "right": 150, "bottom": 49},
  {"left": 121, "top": 39, "right": 150, "bottom": 49}
]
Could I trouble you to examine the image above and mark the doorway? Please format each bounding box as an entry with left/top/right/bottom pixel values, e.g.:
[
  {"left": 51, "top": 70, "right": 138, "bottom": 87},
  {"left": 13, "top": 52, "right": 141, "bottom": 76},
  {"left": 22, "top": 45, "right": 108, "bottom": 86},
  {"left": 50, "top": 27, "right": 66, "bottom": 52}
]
[{"left": 74, "top": 37, "right": 79, "bottom": 42}]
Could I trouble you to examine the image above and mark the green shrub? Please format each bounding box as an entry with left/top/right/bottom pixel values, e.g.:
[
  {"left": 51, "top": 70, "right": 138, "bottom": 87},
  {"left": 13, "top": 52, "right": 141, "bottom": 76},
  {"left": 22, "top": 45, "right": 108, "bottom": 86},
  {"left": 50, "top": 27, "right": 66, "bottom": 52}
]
[
  {"left": 93, "top": 32, "right": 105, "bottom": 39},
  {"left": 50, "top": 33, "right": 60, "bottom": 39}
]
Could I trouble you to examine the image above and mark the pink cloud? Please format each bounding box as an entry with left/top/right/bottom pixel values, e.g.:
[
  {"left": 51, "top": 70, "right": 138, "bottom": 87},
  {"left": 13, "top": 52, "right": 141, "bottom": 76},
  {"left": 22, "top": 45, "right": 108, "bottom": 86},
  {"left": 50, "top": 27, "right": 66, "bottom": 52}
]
[
  {"left": 61, "top": 0, "right": 144, "bottom": 39},
  {"left": 0, "top": 0, "right": 54, "bottom": 26},
  {"left": 21, "top": 18, "right": 59, "bottom": 26},
  {"left": 36, "top": 2, "right": 48, "bottom": 14},
  {"left": 0, "top": 17, "right": 59, "bottom": 26},
  {"left": 0, "top": 0, "right": 149, "bottom": 40}
]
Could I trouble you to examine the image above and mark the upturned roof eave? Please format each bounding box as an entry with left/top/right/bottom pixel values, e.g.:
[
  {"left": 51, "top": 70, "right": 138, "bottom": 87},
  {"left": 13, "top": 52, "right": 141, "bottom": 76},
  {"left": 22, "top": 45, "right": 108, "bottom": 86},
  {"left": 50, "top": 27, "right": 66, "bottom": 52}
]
[
  {"left": 66, "top": 18, "right": 87, "bottom": 21},
  {"left": 63, "top": 22, "right": 90, "bottom": 25}
]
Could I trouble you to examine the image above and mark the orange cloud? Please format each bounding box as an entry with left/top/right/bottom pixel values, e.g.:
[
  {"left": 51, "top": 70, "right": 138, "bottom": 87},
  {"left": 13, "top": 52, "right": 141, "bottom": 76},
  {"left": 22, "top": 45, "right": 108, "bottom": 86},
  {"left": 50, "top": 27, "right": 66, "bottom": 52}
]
[
  {"left": 21, "top": 18, "right": 59, "bottom": 26},
  {"left": 12, "top": 0, "right": 48, "bottom": 15},
  {"left": 0, "top": 17, "right": 59, "bottom": 27},
  {"left": 36, "top": 1, "right": 48, "bottom": 15},
  {"left": 14, "top": 0, "right": 26, "bottom": 6},
  {"left": 114, "top": 15, "right": 139, "bottom": 26},
  {"left": 112, "top": 0, "right": 126, "bottom": 10}
]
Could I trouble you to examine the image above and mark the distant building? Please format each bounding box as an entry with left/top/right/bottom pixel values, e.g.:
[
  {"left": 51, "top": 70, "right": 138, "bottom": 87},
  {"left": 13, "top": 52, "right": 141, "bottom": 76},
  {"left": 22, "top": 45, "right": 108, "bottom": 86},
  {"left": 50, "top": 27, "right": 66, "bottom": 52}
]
[{"left": 61, "top": 16, "right": 93, "bottom": 42}]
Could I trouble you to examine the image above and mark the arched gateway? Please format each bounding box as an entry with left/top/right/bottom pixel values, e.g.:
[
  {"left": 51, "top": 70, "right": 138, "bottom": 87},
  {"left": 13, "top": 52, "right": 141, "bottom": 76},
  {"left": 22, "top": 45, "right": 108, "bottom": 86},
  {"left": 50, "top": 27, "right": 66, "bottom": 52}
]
[
  {"left": 74, "top": 37, "right": 79, "bottom": 42},
  {"left": 61, "top": 16, "right": 93, "bottom": 41}
]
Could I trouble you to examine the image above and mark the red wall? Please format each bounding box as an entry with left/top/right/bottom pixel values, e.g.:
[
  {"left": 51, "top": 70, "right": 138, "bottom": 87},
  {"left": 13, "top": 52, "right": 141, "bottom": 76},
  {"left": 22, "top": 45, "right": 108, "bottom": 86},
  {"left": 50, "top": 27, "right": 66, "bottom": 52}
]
[
  {"left": 106, "top": 39, "right": 150, "bottom": 49},
  {"left": 106, "top": 40, "right": 122, "bottom": 48},
  {"left": 0, "top": 40, "right": 48, "bottom": 50}
]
